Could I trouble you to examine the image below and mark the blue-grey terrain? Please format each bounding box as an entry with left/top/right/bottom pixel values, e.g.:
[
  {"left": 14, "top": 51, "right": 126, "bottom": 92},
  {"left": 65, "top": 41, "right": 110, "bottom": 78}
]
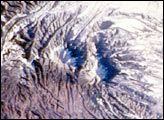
[{"left": 1, "top": 1, "right": 163, "bottom": 119}]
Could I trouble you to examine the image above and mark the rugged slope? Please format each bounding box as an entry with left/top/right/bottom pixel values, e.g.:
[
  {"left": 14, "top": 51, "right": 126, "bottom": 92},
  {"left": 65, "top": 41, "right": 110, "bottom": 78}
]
[{"left": 1, "top": 1, "right": 163, "bottom": 119}]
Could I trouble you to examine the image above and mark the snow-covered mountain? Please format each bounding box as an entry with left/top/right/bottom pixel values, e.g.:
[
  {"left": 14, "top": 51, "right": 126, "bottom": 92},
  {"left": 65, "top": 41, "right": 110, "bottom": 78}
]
[{"left": 1, "top": 1, "right": 163, "bottom": 119}]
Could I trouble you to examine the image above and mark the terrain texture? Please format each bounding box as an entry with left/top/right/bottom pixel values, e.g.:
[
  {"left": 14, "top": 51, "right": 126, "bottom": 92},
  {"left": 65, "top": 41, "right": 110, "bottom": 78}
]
[{"left": 1, "top": 1, "right": 163, "bottom": 119}]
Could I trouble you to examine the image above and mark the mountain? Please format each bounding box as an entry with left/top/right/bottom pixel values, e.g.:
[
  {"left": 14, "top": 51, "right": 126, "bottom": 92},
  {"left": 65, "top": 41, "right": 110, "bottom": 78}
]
[{"left": 1, "top": 1, "right": 163, "bottom": 119}]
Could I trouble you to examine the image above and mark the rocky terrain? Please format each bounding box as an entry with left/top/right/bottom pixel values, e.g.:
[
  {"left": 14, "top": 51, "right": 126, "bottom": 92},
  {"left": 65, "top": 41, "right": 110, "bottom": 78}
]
[{"left": 1, "top": 1, "right": 163, "bottom": 119}]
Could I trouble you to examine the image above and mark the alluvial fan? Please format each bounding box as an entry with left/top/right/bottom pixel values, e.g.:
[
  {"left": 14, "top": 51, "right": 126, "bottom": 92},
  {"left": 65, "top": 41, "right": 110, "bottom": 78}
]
[{"left": 1, "top": 1, "right": 163, "bottom": 119}]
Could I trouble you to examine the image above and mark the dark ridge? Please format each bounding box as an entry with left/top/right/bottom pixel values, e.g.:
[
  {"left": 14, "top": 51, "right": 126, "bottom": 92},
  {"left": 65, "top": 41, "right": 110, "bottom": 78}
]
[
  {"left": 31, "top": 110, "right": 42, "bottom": 119},
  {"left": 32, "top": 60, "right": 45, "bottom": 88},
  {"left": 66, "top": 73, "right": 76, "bottom": 84}
]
